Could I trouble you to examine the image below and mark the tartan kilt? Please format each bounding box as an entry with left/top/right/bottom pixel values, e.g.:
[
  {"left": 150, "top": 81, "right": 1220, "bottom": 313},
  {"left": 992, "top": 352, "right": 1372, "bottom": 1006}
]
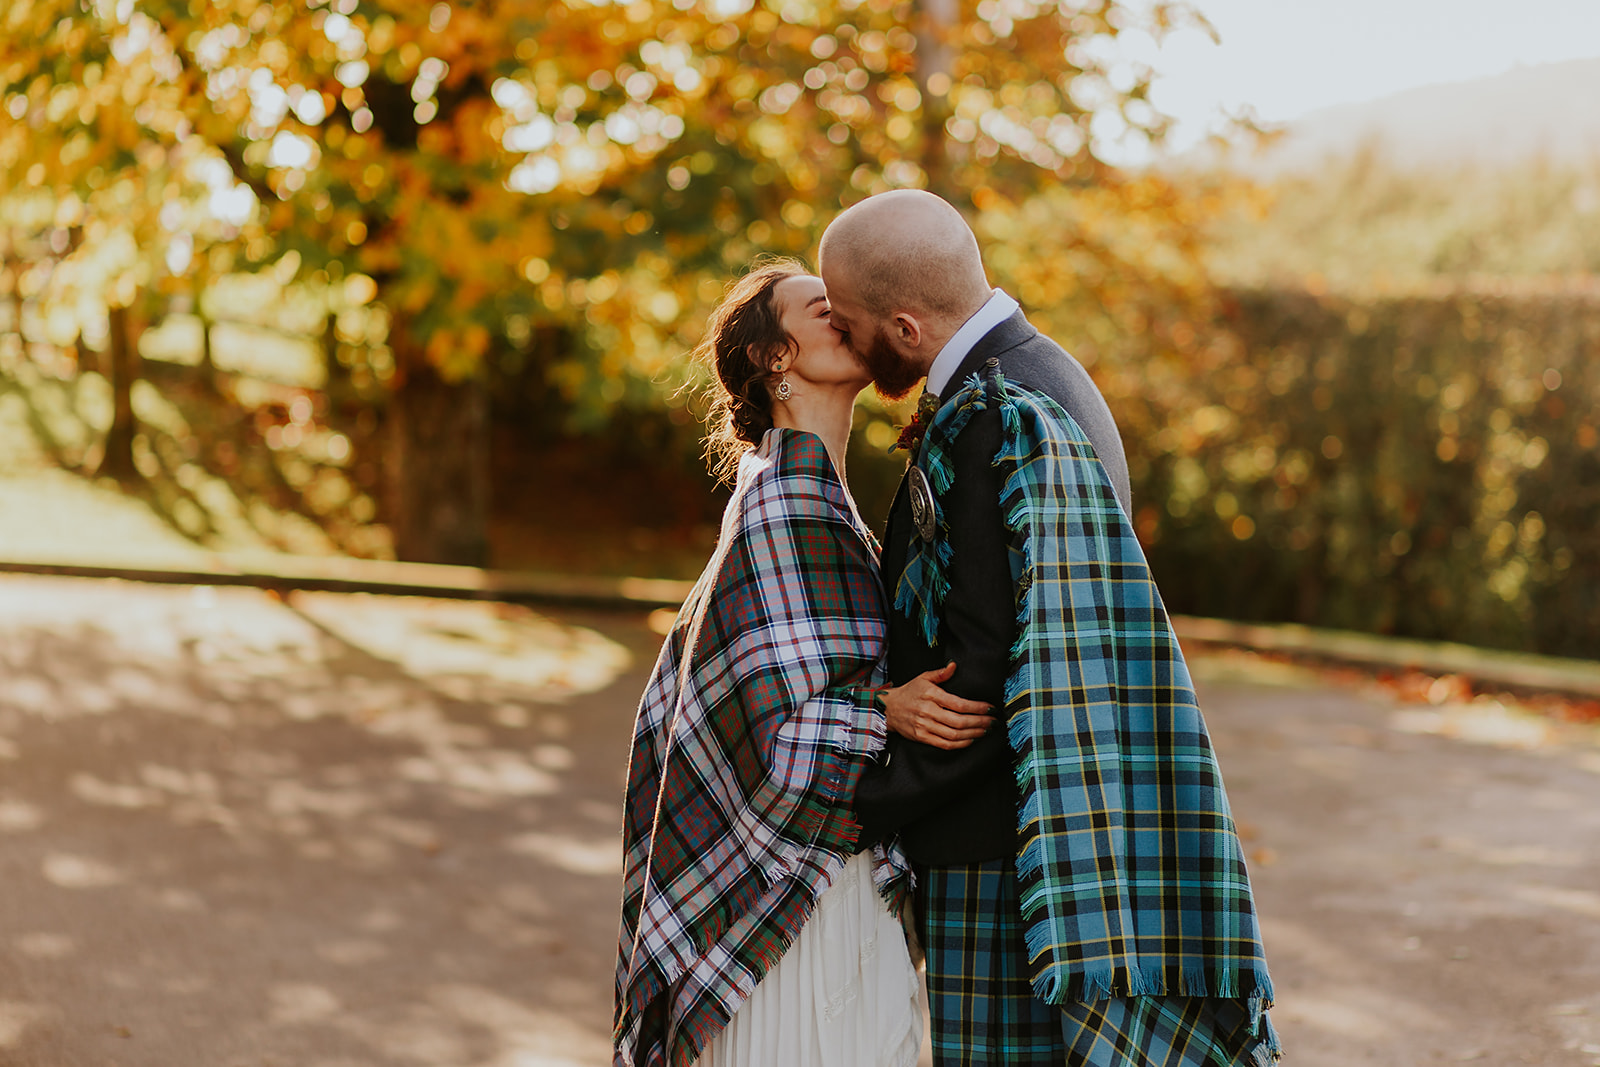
[{"left": 916, "top": 860, "right": 1281, "bottom": 1067}]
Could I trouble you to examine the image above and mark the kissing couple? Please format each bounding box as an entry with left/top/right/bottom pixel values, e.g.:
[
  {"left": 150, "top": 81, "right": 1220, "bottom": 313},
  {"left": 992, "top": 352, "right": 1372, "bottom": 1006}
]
[{"left": 614, "top": 190, "right": 1282, "bottom": 1067}]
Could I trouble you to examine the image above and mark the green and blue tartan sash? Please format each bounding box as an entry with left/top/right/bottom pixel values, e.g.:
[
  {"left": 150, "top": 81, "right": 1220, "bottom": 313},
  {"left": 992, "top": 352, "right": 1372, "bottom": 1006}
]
[{"left": 895, "top": 367, "right": 1276, "bottom": 1038}]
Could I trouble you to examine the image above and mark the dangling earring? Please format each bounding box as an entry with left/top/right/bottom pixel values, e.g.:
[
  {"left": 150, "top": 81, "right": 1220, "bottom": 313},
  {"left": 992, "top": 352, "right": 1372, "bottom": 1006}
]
[{"left": 775, "top": 374, "right": 792, "bottom": 401}]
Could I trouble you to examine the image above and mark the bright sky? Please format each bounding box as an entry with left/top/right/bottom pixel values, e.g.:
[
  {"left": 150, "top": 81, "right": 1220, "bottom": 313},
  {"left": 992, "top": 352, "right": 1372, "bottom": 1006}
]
[{"left": 1127, "top": 0, "right": 1600, "bottom": 152}]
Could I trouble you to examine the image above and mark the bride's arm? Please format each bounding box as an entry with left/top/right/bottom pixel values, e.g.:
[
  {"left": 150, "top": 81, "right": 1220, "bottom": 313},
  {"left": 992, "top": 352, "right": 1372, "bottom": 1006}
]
[{"left": 875, "top": 662, "right": 994, "bottom": 750}]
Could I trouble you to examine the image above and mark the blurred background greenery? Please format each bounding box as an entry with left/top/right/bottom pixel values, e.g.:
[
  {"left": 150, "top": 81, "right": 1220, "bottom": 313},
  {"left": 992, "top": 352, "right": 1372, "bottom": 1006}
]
[{"left": 1, "top": 0, "right": 1595, "bottom": 657}]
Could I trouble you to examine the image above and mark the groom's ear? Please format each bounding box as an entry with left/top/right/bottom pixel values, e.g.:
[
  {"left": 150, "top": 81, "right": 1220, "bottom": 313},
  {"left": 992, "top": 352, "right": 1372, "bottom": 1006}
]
[{"left": 891, "top": 312, "right": 924, "bottom": 349}]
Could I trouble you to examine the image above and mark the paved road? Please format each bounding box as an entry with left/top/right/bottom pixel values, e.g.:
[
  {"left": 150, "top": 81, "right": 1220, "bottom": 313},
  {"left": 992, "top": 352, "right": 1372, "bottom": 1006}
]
[{"left": 0, "top": 574, "right": 1597, "bottom": 1066}]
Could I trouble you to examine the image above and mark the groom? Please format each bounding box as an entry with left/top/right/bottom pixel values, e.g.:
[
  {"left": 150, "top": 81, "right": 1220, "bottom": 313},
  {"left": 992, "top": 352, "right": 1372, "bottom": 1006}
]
[{"left": 820, "top": 191, "right": 1279, "bottom": 1067}]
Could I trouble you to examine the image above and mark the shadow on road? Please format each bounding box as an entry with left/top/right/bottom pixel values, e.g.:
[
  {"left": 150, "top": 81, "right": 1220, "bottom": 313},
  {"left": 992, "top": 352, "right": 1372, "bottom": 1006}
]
[
  {"left": 4, "top": 575, "right": 1600, "bottom": 1066},
  {"left": 0, "top": 574, "right": 656, "bottom": 1067},
  {"left": 1190, "top": 652, "right": 1600, "bottom": 1067}
]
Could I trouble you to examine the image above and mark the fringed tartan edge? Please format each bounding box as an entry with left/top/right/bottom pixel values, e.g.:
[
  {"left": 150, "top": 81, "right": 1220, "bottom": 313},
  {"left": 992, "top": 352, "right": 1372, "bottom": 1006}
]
[
  {"left": 873, "top": 844, "right": 915, "bottom": 919},
  {"left": 627, "top": 731, "right": 915, "bottom": 1063},
  {"left": 640, "top": 845, "right": 916, "bottom": 1067}
]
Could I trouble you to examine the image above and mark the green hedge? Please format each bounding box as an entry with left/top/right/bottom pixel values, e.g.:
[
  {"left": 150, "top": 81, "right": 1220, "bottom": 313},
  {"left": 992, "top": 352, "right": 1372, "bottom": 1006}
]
[{"left": 1135, "top": 285, "right": 1600, "bottom": 659}]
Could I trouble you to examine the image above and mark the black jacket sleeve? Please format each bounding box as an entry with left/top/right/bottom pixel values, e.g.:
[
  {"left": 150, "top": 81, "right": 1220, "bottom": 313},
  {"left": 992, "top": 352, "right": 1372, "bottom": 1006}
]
[{"left": 854, "top": 404, "right": 1020, "bottom": 841}]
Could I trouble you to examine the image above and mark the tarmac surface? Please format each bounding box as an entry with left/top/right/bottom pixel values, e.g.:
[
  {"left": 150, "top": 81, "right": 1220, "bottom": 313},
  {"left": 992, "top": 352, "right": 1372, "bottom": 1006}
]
[{"left": 1, "top": 572, "right": 1598, "bottom": 1067}]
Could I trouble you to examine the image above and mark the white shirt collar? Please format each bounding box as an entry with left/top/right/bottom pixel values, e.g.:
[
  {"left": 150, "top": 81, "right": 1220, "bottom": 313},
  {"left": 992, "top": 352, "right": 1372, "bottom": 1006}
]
[{"left": 925, "top": 289, "right": 1020, "bottom": 397}]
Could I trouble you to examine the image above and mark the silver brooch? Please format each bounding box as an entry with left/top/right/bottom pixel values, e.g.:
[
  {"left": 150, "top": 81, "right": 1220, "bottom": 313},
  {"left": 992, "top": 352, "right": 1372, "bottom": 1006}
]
[{"left": 908, "top": 466, "right": 938, "bottom": 543}]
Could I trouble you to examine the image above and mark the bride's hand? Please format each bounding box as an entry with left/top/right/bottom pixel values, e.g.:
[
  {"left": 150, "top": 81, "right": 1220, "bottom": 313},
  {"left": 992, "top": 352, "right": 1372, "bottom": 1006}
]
[{"left": 878, "top": 662, "right": 995, "bottom": 750}]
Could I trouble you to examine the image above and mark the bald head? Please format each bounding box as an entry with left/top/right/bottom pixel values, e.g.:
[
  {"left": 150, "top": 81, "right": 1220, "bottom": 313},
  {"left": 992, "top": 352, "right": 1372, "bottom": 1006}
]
[{"left": 819, "top": 190, "right": 991, "bottom": 323}]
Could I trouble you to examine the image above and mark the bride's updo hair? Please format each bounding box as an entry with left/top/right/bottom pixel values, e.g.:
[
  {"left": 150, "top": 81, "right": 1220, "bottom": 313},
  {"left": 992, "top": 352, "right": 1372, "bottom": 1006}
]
[{"left": 699, "top": 257, "right": 809, "bottom": 484}]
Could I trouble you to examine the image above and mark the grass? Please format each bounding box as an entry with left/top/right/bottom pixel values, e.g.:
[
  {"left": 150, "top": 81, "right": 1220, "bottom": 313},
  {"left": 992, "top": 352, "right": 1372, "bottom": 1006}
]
[{"left": 0, "top": 312, "right": 379, "bottom": 565}]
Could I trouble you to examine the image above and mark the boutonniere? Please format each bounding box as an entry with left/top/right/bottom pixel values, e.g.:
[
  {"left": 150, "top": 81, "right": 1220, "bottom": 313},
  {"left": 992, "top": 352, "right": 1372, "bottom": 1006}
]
[{"left": 889, "top": 389, "right": 942, "bottom": 454}]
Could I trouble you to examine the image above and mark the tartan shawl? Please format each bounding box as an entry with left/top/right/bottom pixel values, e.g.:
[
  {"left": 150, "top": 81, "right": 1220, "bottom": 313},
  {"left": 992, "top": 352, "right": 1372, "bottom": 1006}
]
[
  {"left": 894, "top": 367, "right": 1276, "bottom": 1039},
  {"left": 615, "top": 428, "right": 911, "bottom": 1067}
]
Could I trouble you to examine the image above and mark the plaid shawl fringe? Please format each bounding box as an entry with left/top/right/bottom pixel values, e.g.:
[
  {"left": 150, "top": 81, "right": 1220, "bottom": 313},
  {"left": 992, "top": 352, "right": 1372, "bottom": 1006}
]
[
  {"left": 615, "top": 429, "right": 911, "bottom": 1067},
  {"left": 894, "top": 369, "right": 1277, "bottom": 1044}
]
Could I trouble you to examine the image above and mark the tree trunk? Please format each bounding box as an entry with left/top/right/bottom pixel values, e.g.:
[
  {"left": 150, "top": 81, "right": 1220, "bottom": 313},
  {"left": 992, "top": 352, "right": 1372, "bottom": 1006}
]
[
  {"left": 322, "top": 311, "right": 341, "bottom": 387},
  {"left": 196, "top": 310, "right": 219, "bottom": 393},
  {"left": 2, "top": 253, "right": 22, "bottom": 370},
  {"left": 100, "top": 303, "right": 140, "bottom": 480},
  {"left": 914, "top": 0, "right": 956, "bottom": 196},
  {"left": 384, "top": 334, "right": 490, "bottom": 565},
  {"left": 322, "top": 310, "right": 357, "bottom": 410},
  {"left": 2, "top": 267, "right": 17, "bottom": 333}
]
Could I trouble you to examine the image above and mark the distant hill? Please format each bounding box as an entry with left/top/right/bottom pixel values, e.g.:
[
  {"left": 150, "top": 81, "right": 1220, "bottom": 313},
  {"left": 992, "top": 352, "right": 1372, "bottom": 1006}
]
[{"left": 1205, "top": 57, "right": 1600, "bottom": 175}]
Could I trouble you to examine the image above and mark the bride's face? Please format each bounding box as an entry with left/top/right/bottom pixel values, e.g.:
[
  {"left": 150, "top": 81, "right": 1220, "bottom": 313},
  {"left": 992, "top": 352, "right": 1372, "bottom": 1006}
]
[{"left": 771, "top": 275, "right": 870, "bottom": 390}]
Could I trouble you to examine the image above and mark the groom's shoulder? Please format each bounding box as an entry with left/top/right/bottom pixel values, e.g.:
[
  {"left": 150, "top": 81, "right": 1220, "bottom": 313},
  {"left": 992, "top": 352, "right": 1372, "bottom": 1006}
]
[
  {"left": 993, "top": 323, "right": 1133, "bottom": 505},
  {"left": 999, "top": 330, "right": 1098, "bottom": 401},
  {"left": 958, "top": 311, "right": 1097, "bottom": 403}
]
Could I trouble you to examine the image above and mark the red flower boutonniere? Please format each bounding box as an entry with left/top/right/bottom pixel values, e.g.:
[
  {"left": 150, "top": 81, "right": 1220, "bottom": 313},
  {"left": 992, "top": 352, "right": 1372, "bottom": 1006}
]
[{"left": 889, "top": 389, "right": 942, "bottom": 454}]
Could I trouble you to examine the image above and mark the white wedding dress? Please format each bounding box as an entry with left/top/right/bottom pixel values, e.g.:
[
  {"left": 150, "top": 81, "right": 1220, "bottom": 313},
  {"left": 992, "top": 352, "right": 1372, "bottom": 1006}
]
[{"left": 700, "top": 850, "right": 924, "bottom": 1067}]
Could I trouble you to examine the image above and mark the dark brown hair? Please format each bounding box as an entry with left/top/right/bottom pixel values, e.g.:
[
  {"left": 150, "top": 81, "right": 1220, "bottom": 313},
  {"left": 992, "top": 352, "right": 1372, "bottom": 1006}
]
[{"left": 699, "top": 258, "right": 809, "bottom": 484}]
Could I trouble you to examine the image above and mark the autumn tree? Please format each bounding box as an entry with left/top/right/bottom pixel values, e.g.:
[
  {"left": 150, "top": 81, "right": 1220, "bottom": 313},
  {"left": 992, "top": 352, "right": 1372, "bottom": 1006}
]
[
  {"left": 0, "top": 0, "right": 261, "bottom": 477},
  {"left": 7, "top": 0, "right": 1216, "bottom": 564}
]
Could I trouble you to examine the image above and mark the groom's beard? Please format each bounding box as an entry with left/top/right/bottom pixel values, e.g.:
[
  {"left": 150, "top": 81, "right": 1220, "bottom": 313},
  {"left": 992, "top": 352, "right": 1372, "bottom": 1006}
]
[{"left": 856, "top": 325, "right": 923, "bottom": 401}]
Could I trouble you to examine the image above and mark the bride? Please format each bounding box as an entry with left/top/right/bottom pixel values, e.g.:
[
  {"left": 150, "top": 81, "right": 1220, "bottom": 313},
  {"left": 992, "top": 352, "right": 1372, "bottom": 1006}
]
[{"left": 613, "top": 259, "right": 994, "bottom": 1067}]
